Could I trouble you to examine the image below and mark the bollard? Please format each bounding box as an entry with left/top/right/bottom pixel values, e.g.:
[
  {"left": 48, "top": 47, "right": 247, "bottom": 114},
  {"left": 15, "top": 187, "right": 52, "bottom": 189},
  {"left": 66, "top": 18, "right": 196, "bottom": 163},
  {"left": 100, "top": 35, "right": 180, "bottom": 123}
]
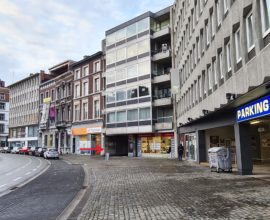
[{"left": 105, "top": 152, "right": 110, "bottom": 160}]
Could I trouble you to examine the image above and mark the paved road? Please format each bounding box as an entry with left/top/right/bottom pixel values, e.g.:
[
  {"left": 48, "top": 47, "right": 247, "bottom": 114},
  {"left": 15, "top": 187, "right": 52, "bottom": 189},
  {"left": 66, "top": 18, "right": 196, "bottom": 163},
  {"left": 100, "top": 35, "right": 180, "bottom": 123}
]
[
  {"left": 0, "top": 154, "right": 49, "bottom": 195},
  {"left": 0, "top": 159, "right": 84, "bottom": 220}
]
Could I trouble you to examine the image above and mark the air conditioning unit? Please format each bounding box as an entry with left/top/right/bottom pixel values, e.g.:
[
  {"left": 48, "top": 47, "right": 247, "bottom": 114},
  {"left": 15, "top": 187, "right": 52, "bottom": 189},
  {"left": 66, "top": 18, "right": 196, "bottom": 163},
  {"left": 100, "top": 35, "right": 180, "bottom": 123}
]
[{"left": 162, "top": 43, "right": 168, "bottom": 52}]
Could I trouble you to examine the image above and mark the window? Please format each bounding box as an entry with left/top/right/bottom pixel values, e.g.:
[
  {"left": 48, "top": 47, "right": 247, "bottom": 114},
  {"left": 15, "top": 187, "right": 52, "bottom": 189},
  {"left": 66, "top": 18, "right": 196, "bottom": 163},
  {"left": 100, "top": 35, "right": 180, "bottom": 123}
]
[
  {"left": 107, "top": 112, "right": 115, "bottom": 123},
  {"left": 75, "top": 69, "right": 80, "bottom": 79},
  {"left": 138, "top": 18, "right": 149, "bottom": 33},
  {"left": 226, "top": 41, "right": 231, "bottom": 71},
  {"left": 0, "top": 113, "right": 4, "bottom": 120},
  {"left": 127, "top": 23, "right": 137, "bottom": 38},
  {"left": 40, "top": 93, "right": 44, "bottom": 103},
  {"left": 139, "top": 107, "right": 150, "bottom": 120},
  {"left": 106, "top": 33, "right": 115, "bottom": 46},
  {"left": 94, "top": 100, "right": 100, "bottom": 118},
  {"left": 106, "top": 71, "right": 115, "bottom": 84},
  {"left": 137, "top": 39, "right": 150, "bottom": 55},
  {"left": 213, "top": 59, "right": 218, "bottom": 85},
  {"left": 116, "top": 29, "right": 126, "bottom": 42},
  {"left": 51, "top": 90, "right": 55, "bottom": 101},
  {"left": 139, "top": 86, "right": 150, "bottom": 97},
  {"left": 94, "top": 78, "right": 100, "bottom": 92},
  {"left": 116, "top": 90, "right": 126, "bottom": 101},
  {"left": 82, "top": 102, "right": 88, "bottom": 120},
  {"left": 260, "top": 0, "right": 270, "bottom": 35},
  {"left": 74, "top": 104, "right": 80, "bottom": 121},
  {"left": 94, "top": 61, "right": 100, "bottom": 72},
  {"left": 106, "top": 92, "right": 115, "bottom": 103},
  {"left": 0, "top": 93, "right": 4, "bottom": 100},
  {"left": 127, "top": 44, "right": 137, "bottom": 58},
  {"left": 210, "top": 11, "right": 215, "bottom": 37},
  {"left": 127, "top": 65, "right": 137, "bottom": 78},
  {"left": 207, "top": 65, "right": 213, "bottom": 90},
  {"left": 82, "top": 81, "right": 88, "bottom": 96},
  {"left": 203, "top": 72, "right": 207, "bottom": 95},
  {"left": 246, "top": 12, "right": 254, "bottom": 51},
  {"left": 138, "top": 61, "right": 150, "bottom": 76},
  {"left": 0, "top": 103, "right": 5, "bottom": 110},
  {"left": 206, "top": 22, "right": 210, "bottom": 45},
  {"left": 127, "top": 109, "right": 138, "bottom": 121},
  {"left": 106, "top": 51, "right": 116, "bottom": 65},
  {"left": 217, "top": 0, "right": 222, "bottom": 26},
  {"left": 116, "top": 111, "right": 126, "bottom": 122},
  {"left": 223, "top": 0, "right": 229, "bottom": 14},
  {"left": 115, "top": 68, "right": 126, "bottom": 81},
  {"left": 75, "top": 84, "right": 80, "bottom": 98},
  {"left": 234, "top": 28, "right": 241, "bottom": 62},
  {"left": 116, "top": 47, "right": 126, "bottom": 62},
  {"left": 127, "top": 88, "right": 138, "bottom": 99},
  {"left": 218, "top": 50, "right": 224, "bottom": 79}
]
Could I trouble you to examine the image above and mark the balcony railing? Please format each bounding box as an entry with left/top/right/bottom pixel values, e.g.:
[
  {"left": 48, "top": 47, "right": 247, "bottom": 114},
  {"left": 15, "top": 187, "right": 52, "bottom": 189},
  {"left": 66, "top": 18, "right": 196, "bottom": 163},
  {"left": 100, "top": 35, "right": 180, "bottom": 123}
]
[
  {"left": 156, "top": 116, "right": 173, "bottom": 123},
  {"left": 151, "top": 26, "right": 170, "bottom": 39},
  {"left": 152, "top": 49, "right": 171, "bottom": 61},
  {"left": 154, "top": 116, "right": 173, "bottom": 130}
]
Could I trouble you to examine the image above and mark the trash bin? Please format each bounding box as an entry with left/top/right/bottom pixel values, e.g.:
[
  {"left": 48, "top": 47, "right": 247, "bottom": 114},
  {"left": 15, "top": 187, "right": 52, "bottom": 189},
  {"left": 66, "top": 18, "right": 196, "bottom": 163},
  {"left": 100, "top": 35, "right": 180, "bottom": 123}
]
[{"left": 208, "top": 147, "right": 232, "bottom": 173}]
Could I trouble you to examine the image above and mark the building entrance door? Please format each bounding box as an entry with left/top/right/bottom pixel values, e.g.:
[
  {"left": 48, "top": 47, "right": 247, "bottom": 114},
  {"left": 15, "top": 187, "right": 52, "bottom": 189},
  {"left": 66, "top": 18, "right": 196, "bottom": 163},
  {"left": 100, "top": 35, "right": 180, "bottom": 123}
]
[{"left": 185, "top": 134, "right": 197, "bottom": 161}]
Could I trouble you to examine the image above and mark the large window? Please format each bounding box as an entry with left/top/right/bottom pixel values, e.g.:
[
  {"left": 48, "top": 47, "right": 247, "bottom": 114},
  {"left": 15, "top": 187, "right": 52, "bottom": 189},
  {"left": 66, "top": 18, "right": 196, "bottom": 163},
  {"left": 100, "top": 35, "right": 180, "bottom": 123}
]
[
  {"left": 116, "top": 47, "right": 126, "bottom": 62},
  {"left": 115, "top": 68, "right": 126, "bottom": 81},
  {"left": 75, "top": 69, "right": 80, "bottom": 80},
  {"left": 246, "top": 12, "right": 254, "bottom": 51},
  {"left": 117, "top": 111, "right": 126, "bottom": 122},
  {"left": 116, "top": 90, "right": 126, "bottom": 101},
  {"left": 106, "top": 71, "right": 115, "bottom": 84},
  {"left": 116, "top": 29, "right": 126, "bottom": 42},
  {"left": 137, "top": 39, "right": 150, "bottom": 55},
  {"left": 234, "top": 28, "right": 241, "bottom": 62},
  {"left": 127, "top": 65, "right": 137, "bottom": 78},
  {"left": 138, "top": 61, "right": 150, "bottom": 76},
  {"left": 139, "top": 107, "right": 150, "bottom": 120},
  {"left": 107, "top": 112, "right": 115, "bottom": 123},
  {"left": 106, "top": 51, "right": 116, "bottom": 65},
  {"left": 82, "top": 81, "right": 88, "bottom": 96},
  {"left": 139, "top": 85, "right": 150, "bottom": 97},
  {"left": 127, "top": 109, "right": 138, "bottom": 121},
  {"left": 75, "top": 84, "right": 80, "bottom": 98},
  {"left": 82, "top": 66, "right": 89, "bottom": 77},
  {"left": 127, "top": 44, "right": 137, "bottom": 59},
  {"left": 261, "top": 0, "right": 270, "bottom": 35},
  {"left": 94, "top": 61, "right": 101, "bottom": 72},
  {"left": 94, "top": 78, "right": 100, "bottom": 92},
  {"left": 106, "top": 92, "right": 115, "bottom": 103},
  {"left": 137, "top": 18, "right": 149, "bottom": 33},
  {"left": 127, "top": 23, "right": 137, "bottom": 38},
  {"left": 127, "top": 88, "right": 138, "bottom": 99}
]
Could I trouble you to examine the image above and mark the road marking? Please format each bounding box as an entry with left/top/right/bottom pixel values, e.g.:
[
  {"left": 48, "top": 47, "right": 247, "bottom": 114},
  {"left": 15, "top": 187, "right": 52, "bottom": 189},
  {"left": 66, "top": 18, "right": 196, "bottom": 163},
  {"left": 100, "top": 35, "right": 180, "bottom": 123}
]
[
  {"left": 0, "top": 184, "right": 7, "bottom": 188},
  {"left": 13, "top": 177, "right": 22, "bottom": 181},
  {"left": 25, "top": 172, "right": 31, "bottom": 175}
]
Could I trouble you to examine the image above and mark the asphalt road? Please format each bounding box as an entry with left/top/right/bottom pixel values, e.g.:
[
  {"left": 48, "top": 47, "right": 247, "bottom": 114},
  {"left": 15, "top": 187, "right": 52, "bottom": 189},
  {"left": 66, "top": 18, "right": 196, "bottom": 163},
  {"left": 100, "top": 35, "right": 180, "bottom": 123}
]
[
  {"left": 0, "top": 158, "right": 84, "bottom": 220},
  {"left": 0, "top": 154, "right": 49, "bottom": 195}
]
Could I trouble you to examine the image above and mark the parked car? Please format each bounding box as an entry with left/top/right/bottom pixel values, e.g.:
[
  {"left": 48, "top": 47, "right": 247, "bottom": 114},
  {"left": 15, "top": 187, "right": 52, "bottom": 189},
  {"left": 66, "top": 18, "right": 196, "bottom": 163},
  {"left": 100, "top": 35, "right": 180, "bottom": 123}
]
[
  {"left": 19, "top": 146, "right": 30, "bottom": 155},
  {"left": 11, "top": 147, "right": 21, "bottom": 154},
  {"left": 29, "top": 147, "right": 39, "bottom": 156},
  {"left": 3, "top": 147, "right": 12, "bottom": 153},
  {"left": 35, "top": 147, "right": 47, "bottom": 157},
  {"left": 44, "top": 149, "right": 59, "bottom": 159}
]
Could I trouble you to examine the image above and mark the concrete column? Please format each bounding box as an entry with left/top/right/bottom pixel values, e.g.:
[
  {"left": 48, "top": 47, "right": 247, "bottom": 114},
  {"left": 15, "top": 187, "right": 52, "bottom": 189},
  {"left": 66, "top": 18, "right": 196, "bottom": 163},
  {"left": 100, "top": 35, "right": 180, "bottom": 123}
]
[
  {"left": 64, "top": 131, "right": 67, "bottom": 153},
  {"left": 52, "top": 132, "right": 55, "bottom": 149},
  {"left": 234, "top": 123, "right": 253, "bottom": 175},
  {"left": 58, "top": 132, "right": 61, "bottom": 153},
  {"left": 196, "top": 130, "right": 207, "bottom": 163}
]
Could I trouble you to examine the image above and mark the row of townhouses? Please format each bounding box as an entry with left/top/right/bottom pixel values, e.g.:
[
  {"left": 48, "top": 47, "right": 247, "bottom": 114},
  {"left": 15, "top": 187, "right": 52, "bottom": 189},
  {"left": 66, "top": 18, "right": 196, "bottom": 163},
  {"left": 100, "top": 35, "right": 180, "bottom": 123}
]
[{"left": 5, "top": 0, "right": 270, "bottom": 174}]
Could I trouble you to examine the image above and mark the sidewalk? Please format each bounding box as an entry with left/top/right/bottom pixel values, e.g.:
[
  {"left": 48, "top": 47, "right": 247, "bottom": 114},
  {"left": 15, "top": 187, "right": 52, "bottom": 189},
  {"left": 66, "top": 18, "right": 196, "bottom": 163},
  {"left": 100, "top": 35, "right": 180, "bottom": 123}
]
[{"left": 63, "top": 155, "right": 270, "bottom": 220}]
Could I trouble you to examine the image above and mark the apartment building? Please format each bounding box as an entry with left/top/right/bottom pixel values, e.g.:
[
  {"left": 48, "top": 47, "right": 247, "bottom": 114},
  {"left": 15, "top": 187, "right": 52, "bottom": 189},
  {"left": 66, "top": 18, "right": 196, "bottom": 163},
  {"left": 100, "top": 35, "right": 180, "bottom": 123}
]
[
  {"left": 8, "top": 71, "right": 50, "bottom": 148},
  {"left": 104, "top": 7, "right": 174, "bottom": 157},
  {"left": 71, "top": 52, "right": 106, "bottom": 154},
  {"left": 39, "top": 61, "right": 74, "bottom": 153},
  {"left": 0, "top": 80, "right": 9, "bottom": 147},
  {"left": 171, "top": 0, "right": 270, "bottom": 174}
]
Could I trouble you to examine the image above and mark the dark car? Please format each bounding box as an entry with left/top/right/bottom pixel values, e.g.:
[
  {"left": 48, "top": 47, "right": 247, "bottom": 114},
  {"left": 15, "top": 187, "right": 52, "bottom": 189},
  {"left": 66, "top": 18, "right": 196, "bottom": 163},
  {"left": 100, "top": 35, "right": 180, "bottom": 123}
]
[
  {"left": 29, "top": 147, "right": 39, "bottom": 156},
  {"left": 35, "top": 147, "right": 47, "bottom": 157}
]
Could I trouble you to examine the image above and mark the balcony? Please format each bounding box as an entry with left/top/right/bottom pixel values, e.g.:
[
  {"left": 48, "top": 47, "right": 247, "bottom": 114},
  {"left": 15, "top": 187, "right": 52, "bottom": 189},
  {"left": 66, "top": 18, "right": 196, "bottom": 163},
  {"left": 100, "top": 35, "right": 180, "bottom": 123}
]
[
  {"left": 151, "top": 26, "right": 170, "bottom": 39},
  {"left": 154, "top": 116, "right": 173, "bottom": 130},
  {"left": 152, "top": 49, "right": 171, "bottom": 62},
  {"left": 152, "top": 71, "right": 171, "bottom": 84},
  {"left": 153, "top": 96, "right": 172, "bottom": 107},
  {"left": 56, "top": 120, "right": 67, "bottom": 128}
]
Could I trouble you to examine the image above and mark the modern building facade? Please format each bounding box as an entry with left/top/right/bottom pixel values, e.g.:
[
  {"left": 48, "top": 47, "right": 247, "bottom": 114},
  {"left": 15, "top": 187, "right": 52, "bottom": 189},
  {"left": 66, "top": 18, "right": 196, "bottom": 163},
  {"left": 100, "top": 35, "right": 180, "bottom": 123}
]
[
  {"left": 0, "top": 80, "right": 9, "bottom": 147},
  {"left": 104, "top": 7, "right": 175, "bottom": 157},
  {"left": 39, "top": 60, "right": 74, "bottom": 153},
  {"left": 71, "top": 52, "right": 106, "bottom": 154},
  {"left": 8, "top": 71, "right": 50, "bottom": 148},
  {"left": 171, "top": 0, "right": 270, "bottom": 174}
]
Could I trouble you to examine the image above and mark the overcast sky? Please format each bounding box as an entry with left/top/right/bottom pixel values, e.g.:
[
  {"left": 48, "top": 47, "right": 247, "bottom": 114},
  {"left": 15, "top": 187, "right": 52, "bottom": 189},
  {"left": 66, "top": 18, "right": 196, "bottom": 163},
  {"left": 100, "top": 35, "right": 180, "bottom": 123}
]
[{"left": 0, "top": 0, "right": 173, "bottom": 86}]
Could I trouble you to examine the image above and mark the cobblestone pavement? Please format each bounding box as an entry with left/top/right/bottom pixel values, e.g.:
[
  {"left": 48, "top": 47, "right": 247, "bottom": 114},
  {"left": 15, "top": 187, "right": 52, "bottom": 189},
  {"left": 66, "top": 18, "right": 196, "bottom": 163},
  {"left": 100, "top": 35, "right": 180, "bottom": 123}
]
[{"left": 63, "top": 155, "right": 270, "bottom": 220}]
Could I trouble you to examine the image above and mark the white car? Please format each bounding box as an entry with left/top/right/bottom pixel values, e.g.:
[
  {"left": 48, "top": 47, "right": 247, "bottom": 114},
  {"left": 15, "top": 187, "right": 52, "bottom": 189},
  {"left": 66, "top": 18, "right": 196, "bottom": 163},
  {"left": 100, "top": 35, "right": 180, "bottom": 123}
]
[
  {"left": 44, "top": 149, "right": 59, "bottom": 159},
  {"left": 11, "top": 147, "right": 21, "bottom": 154}
]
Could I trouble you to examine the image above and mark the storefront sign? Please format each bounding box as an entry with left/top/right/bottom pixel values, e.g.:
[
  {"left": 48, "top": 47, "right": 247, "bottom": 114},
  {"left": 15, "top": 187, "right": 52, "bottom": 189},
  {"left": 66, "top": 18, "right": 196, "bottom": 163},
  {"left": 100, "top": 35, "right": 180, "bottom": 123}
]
[
  {"left": 86, "top": 127, "right": 102, "bottom": 134},
  {"left": 72, "top": 127, "right": 102, "bottom": 135},
  {"left": 237, "top": 95, "right": 270, "bottom": 122}
]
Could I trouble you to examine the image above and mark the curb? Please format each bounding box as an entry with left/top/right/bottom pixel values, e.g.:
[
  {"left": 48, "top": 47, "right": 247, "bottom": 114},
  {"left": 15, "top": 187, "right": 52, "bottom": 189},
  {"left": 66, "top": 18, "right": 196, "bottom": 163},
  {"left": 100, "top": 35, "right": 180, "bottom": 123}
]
[{"left": 56, "top": 162, "right": 90, "bottom": 220}]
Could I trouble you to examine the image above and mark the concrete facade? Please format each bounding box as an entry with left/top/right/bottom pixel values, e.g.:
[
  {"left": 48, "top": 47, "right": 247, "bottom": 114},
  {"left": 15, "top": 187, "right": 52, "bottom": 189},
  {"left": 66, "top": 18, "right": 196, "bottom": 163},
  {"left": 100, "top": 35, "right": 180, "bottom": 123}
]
[{"left": 171, "top": 0, "right": 270, "bottom": 174}]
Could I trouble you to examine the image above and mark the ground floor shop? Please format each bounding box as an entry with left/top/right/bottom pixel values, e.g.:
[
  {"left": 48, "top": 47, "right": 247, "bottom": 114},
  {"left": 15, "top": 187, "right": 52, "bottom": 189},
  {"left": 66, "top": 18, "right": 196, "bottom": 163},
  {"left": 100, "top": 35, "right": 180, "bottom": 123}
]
[
  {"left": 179, "top": 93, "right": 270, "bottom": 175},
  {"left": 71, "top": 126, "right": 104, "bottom": 155},
  {"left": 106, "top": 132, "right": 175, "bottom": 158},
  {"left": 0, "top": 135, "right": 8, "bottom": 147}
]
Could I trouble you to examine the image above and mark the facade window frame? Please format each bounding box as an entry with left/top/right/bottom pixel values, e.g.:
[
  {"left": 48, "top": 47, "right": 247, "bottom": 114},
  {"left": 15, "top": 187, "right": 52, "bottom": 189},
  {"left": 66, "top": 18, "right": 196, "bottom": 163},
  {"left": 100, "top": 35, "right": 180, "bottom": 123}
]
[{"left": 246, "top": 11, "right": 255, "bottom": 52}]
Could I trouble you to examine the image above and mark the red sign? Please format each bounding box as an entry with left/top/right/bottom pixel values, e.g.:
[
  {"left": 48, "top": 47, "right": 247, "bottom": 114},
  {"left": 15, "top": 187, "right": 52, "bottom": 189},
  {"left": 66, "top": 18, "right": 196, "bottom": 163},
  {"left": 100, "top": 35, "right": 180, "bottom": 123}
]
[{"left": 80, "top": 145, "right": 104, "bottom": 155}]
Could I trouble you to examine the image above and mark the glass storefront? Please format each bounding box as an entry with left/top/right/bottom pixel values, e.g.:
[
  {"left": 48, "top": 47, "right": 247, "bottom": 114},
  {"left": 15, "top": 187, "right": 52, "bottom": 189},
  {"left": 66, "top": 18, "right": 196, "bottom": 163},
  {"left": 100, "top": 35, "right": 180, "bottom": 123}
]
[{"left": 185, "top": 133, "right": 197, "bottom": 161}]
